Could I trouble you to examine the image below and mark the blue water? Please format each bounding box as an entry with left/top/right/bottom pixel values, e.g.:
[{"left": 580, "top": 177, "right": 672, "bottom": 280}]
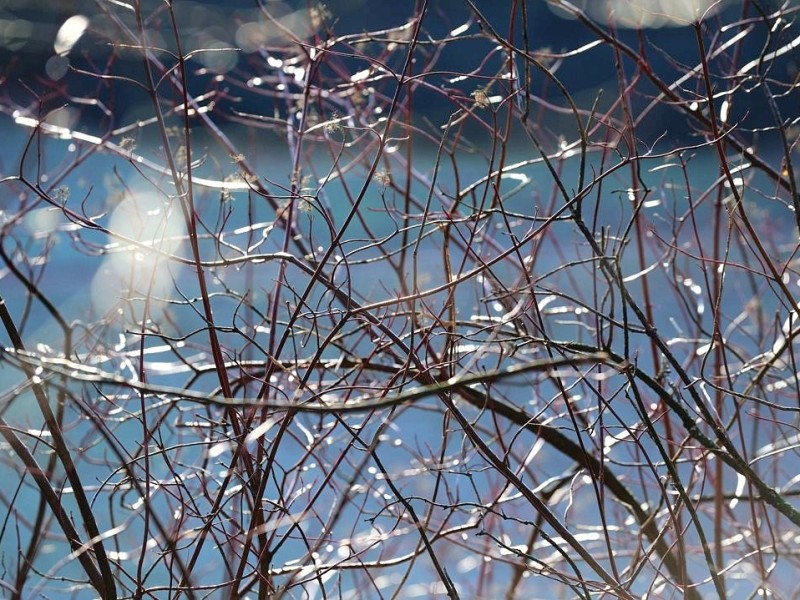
[{"left": 1, "top": 109, "right": 798, "bottom": 598}]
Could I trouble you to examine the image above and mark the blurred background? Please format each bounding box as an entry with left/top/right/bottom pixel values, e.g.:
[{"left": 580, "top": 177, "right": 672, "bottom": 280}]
[{"left": 1, "top": 0, "right": 788, "bottom": 142}]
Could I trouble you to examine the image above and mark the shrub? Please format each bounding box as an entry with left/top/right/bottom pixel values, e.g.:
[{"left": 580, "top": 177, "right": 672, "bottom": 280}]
[{"left": 1, "top": 0, "right": 799, "bottom": 598}]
